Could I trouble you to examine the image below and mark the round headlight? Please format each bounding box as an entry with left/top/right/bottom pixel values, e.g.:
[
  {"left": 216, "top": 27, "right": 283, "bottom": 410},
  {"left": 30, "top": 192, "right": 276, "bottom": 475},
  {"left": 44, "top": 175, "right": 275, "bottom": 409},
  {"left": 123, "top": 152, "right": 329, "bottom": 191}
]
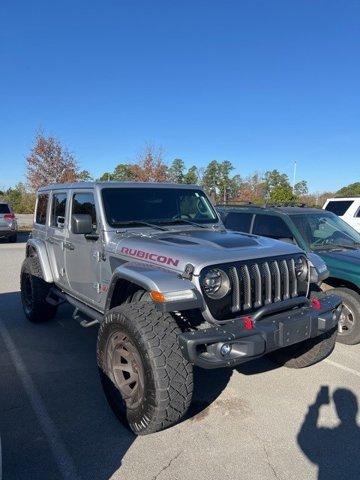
[
  {"left": 201, "top": 269, "right": 231, "bottom": 299},
  {"left": 295, "top": 256, "right": 308, "bottom": 281}
]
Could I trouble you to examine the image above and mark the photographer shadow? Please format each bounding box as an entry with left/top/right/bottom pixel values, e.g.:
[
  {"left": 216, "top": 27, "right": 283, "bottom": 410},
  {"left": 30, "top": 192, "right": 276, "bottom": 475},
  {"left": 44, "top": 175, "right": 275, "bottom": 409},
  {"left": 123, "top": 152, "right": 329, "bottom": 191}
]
[{"left": 298, "top": 386, "right": 360, "bottom": 480}]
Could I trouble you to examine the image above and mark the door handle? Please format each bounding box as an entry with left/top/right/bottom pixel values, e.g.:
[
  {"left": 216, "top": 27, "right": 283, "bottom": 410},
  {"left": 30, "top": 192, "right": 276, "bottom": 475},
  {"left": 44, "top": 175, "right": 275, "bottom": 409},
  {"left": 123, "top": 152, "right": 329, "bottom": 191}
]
[
  {"left": 47, "top": 237, "right": 55, "bottom": 244},
  {"left": 63, "top": 241, "right": 75, "bottom": 251}
]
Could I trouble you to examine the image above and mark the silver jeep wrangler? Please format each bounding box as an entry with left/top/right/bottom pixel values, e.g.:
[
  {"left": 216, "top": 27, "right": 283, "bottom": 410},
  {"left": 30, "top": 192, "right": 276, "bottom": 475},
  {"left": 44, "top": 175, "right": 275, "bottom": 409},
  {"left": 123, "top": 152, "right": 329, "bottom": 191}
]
[{"left": 20, "top": 182, "right": 341, "bottom": 434}]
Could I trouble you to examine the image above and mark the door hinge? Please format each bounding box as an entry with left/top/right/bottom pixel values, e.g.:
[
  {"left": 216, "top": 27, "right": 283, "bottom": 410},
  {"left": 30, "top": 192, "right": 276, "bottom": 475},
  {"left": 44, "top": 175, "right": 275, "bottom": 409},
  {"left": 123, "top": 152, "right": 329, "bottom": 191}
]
[
  {"left": 92, "top": 251, "right": 102, "bottom": 262},
  {"left": 93, "top": 283, "right": 108, "bottom": 294}
]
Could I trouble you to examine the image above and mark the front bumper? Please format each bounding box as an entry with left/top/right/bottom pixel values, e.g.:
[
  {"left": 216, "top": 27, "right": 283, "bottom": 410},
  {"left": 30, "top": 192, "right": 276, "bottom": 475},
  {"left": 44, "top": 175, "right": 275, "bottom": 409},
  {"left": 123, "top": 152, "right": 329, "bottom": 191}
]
[{"left": 178, "top": 294, "right": 342, "bottom": 369}]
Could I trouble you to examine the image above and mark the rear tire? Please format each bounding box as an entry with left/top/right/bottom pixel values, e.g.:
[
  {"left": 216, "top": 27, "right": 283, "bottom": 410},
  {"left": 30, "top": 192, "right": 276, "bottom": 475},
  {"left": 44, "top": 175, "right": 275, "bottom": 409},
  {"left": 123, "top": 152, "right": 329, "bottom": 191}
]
[
  {"left": 327, "top": 288, "right": 360, "bottom": 345},
  {"left": 97, "top": 302, "right": 193, "bottom": 435},
  {"left": 268, "top": 328, "right": 337, "bottom": 368},
  {"left": 20, "top": 256, "right": 58, "bottom": 323}
]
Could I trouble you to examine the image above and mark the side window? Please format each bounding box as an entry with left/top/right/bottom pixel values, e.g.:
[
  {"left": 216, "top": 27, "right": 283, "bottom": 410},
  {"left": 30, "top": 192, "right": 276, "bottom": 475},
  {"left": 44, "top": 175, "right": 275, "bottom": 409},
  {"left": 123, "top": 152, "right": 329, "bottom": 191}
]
[
  {"left": 51, "top": 193, "right": 67, "bottom": 227},
  {"left": 35, "top": 194, "right": 49, "bottom": 225},
  {"left": 224, "top": 212, "right": 253, "bottom": 232},
  {"left": 356, "top": 208, "right": 360, "bottom": 218},
  {"left": 72, "top": 193, "right": 97, "bottom": 231},
  {"left": 253, "top": 214, "right": 293, "bottom": 240},
  {"left": 325, "top": 200, "right": 353, "bottom": 216}
]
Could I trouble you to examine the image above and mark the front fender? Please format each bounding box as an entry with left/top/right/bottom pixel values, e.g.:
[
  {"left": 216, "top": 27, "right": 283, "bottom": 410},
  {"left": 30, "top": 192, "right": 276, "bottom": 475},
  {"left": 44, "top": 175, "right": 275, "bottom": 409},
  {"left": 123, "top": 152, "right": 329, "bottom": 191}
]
[
  {"left": 26, "top": 238, "right": 54, "bottom": 283},
  {"left": 106, "top": 261, "right": 203, "bottom": 312}
]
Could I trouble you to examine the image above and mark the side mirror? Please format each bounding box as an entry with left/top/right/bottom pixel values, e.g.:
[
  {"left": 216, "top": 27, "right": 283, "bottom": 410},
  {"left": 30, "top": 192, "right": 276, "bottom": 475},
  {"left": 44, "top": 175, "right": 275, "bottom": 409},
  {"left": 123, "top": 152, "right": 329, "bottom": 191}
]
[
  {"left": 72, "top": 214, "right": 93, "bottom": 235},
  {"left": 57, "top": 216, "right": 65, "bottom": 229}
]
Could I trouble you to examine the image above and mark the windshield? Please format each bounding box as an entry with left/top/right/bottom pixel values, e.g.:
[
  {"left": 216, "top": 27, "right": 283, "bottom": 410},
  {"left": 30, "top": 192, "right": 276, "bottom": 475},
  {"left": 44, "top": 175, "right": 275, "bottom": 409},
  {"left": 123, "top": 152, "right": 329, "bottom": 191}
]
[
  {"left": 101, "top": 187, "right": 219, "bottom": 228},
  {"left": 291, "top": 212, "right": 360, "bottom": 250}
]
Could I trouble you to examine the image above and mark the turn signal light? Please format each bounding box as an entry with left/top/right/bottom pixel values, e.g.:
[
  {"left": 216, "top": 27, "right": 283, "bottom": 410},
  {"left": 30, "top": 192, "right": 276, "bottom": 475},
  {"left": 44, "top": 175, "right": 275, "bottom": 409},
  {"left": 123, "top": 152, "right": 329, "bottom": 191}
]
[
  {"left": 311, "top": 297, "right": 321, "bottom": 311},
  {"left": 150, "top": 291, "right": 166, "bottom": 303},
  {"left": 150, "top": 289, "right": 196, "bottom": 303}
]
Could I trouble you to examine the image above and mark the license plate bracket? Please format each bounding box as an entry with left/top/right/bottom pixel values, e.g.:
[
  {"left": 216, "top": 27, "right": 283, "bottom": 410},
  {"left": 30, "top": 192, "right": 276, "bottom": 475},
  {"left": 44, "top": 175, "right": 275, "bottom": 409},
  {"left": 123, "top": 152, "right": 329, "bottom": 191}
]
[{"left": 279, "top": 316, "right": 311, "bottom": 347}]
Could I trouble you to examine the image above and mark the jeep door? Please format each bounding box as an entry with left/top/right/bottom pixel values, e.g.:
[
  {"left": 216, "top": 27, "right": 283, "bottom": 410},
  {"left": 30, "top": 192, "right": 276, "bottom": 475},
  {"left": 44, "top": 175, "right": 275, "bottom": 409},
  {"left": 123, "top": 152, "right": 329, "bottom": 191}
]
[
  {"left": 46, "top": 191, "right": 70, "bottom": 289},
  {"left": 65, "top": 191, "right": 102, "bottom": 305}
]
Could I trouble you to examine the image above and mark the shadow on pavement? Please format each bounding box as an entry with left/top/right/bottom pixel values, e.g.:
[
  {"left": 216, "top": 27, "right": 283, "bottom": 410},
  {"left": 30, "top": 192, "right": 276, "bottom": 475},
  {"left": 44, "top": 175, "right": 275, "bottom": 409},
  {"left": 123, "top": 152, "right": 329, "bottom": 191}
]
[
  {"left": 298, "top": 385, "right": 360, "bottom": 480},
  {"left": 0, "top": 291, "right": 236, "bottom": 478},
  {"left": 0, "top": 291, "right": 135, "bottom": 480},
  {"left": 0, "top": 232, "right": 30, "bottom": 244}
]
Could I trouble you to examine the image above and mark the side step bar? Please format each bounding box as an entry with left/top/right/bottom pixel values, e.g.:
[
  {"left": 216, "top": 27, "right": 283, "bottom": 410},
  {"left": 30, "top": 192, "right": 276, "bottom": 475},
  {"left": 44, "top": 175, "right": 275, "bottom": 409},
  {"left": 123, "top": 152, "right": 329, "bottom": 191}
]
[{"left": 47, "top": 288, "right": 103, "bottom": 327}]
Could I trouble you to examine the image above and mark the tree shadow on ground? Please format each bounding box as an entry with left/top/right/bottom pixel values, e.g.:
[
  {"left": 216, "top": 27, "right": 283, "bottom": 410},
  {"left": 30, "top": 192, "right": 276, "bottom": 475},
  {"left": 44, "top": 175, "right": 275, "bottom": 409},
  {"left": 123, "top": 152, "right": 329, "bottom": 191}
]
[{"left": 298, "top": 385, "right": 360, "bottom": 480}]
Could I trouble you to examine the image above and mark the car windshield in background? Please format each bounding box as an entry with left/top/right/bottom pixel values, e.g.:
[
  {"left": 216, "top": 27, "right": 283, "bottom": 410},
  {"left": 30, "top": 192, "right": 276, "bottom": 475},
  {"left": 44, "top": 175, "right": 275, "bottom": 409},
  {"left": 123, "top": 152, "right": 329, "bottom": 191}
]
[
  {"left": 101, "top": 188, "right": 218, "bottom": 227},
  {"left": 324, "top": 200, "right": 353, "bottom": 216},
  {"left": 291, "top": 212, "right": 360, "bottom": 250},
  {"left": 0, "top": 204, "right": 10, "bottom": 214}
]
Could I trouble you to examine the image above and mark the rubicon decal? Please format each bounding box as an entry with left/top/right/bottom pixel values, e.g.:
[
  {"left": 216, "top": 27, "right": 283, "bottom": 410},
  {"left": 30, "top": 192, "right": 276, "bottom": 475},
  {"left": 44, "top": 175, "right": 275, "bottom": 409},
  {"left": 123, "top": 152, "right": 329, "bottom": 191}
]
[{"left": 121, "top": 247, "right": 180, "bottom": 267}]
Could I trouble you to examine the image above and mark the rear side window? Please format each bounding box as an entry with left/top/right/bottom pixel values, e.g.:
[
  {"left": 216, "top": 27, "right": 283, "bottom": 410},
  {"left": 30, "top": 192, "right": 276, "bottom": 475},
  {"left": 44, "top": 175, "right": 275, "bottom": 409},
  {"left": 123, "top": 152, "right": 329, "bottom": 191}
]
[
  {"left": 51, "top": 193, "right": 67, "bottom": 227},
  {"left": 224, "top": 212, "right": 253, "bottom": 232},
  {"left": 72, "top": 193, "right": 97, "bottom": 231},
  {"left": 35, "top": 194, "right": 49, "bottom": 225},
  {"left": 325, "top": 200, "right": 353, "bottom": 216},
  {"left": 0, "top": 204, "right": 10, "bottom": 214},
  {"left": 253, "top": 214, "right": 293, "bottom": 240}
]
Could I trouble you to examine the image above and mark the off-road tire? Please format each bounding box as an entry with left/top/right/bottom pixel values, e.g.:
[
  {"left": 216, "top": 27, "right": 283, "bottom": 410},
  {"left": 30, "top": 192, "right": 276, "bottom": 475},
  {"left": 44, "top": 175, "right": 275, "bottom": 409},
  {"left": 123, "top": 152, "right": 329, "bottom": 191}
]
[
  {"left": 327, "top": 288, "right": 360, "bottom": 345},
  {"left": 9, "top": 233, "right": 17, "bottom": 243},
  {"left": 267, "top": 327, "right": 337, "bottom": 368},
  {"left": 20, "top": 256, "right": 58, "bottom": 323},
  {"left": 97, "top": 302, "right": 193, "bottom": 435}
]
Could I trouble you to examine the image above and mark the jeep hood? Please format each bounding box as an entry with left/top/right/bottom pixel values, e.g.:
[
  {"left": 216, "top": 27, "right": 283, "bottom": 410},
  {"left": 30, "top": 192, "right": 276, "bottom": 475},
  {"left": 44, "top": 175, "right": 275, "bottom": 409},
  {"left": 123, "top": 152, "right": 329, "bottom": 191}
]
[{"left": 113, "top": 229, "right": 303, "bottom": 275}]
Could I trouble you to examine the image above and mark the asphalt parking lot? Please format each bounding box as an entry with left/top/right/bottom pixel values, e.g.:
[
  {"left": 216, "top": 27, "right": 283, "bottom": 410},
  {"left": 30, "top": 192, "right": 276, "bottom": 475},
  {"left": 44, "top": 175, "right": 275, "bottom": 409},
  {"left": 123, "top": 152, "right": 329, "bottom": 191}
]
[{"left": 1, "top": 236, "right": 360, "bottom": 480}]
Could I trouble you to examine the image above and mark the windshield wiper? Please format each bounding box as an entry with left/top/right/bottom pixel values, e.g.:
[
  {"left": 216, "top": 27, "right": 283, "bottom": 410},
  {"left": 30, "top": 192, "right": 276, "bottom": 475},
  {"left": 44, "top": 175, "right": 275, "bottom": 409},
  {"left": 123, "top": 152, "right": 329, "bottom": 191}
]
[
  {"left": 332, "top": 243, "right": 360, "bottom": 250},
  {"left": 114, "top": 220, "right": 168, "bottom": 232},
  {"left": 313, "top": 243, "right": 359, "bottom": 251},
  {"left": 158, "top": 218, "right": 210, "bottom": 229}
]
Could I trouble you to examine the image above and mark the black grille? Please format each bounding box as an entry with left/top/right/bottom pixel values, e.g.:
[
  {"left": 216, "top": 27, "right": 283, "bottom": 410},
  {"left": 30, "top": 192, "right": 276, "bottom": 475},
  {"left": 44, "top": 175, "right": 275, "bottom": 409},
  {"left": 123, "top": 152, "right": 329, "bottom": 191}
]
[{"left": 200, "top": 254, "right": 308, "bottom": 321}]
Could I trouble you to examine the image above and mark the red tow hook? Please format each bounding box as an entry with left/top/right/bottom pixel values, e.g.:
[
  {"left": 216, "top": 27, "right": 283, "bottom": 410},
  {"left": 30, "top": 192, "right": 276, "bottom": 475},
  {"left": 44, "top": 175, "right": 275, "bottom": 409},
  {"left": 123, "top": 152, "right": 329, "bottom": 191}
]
[
  {"left": 311, "top": 297, "right": 321, "bottom": 311},
  {"left": 243, "top": 316, "right": 254, "bottom": 330}
]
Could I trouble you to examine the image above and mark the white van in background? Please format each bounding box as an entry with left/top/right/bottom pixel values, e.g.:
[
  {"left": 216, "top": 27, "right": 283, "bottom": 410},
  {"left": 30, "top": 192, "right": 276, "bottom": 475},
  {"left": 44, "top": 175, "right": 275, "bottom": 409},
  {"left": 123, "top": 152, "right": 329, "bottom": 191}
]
[{"left": 323, "top": 197, "right": 360, "bottom": 232}]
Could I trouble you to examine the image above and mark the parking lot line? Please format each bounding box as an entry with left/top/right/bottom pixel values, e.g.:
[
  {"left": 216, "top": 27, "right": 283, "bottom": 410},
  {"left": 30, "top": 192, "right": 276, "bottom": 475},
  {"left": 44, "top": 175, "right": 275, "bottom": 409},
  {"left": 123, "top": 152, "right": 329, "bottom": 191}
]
[
  {"left": 325, "top": 358, "right": 360, "bottom": 378},
  {"left": 0, "top": 316, "right": 81, "bottom": 480}
]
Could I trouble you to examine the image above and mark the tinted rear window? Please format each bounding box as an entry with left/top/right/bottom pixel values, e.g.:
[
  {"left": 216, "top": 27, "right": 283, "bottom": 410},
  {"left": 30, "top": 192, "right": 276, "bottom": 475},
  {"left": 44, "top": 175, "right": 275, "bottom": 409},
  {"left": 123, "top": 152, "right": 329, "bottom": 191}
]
[
  {"left": 253, "top": 214, "right": 293, "bottom": 240},
  {"left": 223, "top": 212, "right": 253, "bottom": 232},
  {"left": 0, "top": 204, "right": 10, "bottom": 214},
  {"left": 35, "top": 194, "right": 49, "bottom": 225},
  {"left": 325, "top": 200, "right": 353, "bottom": 216}
]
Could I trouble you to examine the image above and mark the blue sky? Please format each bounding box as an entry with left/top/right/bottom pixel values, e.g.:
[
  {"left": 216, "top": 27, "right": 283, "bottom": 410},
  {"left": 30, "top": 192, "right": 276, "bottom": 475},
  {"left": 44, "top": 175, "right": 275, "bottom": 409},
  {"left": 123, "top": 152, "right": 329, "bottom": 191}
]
[{"left": 1, "top": 0, "right": 359, "bottom": 192}]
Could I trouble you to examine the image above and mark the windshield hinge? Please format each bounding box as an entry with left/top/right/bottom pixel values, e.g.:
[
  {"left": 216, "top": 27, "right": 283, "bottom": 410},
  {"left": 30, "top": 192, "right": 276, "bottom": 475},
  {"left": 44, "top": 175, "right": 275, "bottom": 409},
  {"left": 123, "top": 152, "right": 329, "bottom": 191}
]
[{"left": 180, "top": 263, "right": 195, "bottom": 280}]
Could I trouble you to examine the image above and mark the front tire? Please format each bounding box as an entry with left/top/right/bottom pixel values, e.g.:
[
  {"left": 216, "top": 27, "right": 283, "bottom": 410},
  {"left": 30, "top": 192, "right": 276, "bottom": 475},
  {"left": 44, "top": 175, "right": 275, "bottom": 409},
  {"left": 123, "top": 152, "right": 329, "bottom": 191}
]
[
  {"left": 97, "top": 303, "right": 193, "bottom": 435},
  {"left": 268, "top": 328, "right": 337, "bottom": 368},
  {"left": 20, "top": 256, "right": 58, "bottom": 322},
  {"left": 327, "top": 288, "right": 360, "bottom": 345}
]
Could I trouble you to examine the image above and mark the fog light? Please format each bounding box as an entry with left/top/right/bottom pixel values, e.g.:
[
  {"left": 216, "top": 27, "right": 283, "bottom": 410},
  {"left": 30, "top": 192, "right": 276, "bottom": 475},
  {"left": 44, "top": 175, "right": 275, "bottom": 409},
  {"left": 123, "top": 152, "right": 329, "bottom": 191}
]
[{"left": 220, "top": 343, "right": 232, "bottom": 357}]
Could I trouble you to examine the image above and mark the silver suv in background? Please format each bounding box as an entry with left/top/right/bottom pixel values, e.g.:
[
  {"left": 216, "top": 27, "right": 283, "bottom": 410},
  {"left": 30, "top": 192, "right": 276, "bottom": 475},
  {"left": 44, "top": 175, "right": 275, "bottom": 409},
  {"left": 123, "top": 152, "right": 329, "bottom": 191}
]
[{"left": 0, "top": 202, "right": 17, "bottom": 243}]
